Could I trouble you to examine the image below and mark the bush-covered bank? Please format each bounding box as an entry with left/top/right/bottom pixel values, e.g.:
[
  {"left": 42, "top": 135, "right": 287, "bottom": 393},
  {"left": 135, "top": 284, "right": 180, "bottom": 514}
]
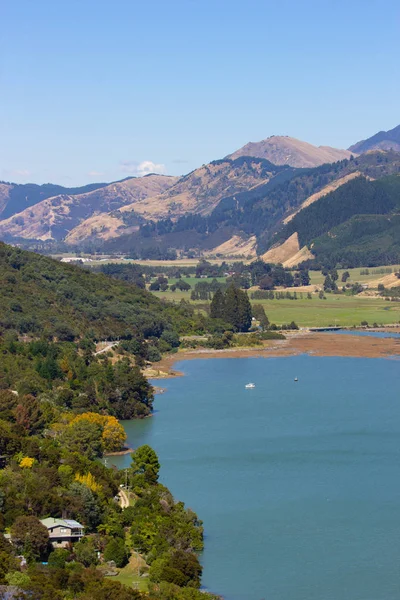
[{"left": 0, "top": 242, "right": 223, "bottom": 599}]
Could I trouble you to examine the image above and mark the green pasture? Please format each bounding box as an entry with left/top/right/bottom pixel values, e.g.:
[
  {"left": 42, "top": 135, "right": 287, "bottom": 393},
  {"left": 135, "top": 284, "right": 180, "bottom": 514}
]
[
  {"left": 152, "top": 276, "right": 227, "bottom": 287},
  {"left": 308, "top": 265, "right": 400, "bottom": 286},
  {"left": 249, "top": 295, "right": 400, "bottom": 327},
  {"left": 152, "top": 290, "right": 400, "bottom": 327}
]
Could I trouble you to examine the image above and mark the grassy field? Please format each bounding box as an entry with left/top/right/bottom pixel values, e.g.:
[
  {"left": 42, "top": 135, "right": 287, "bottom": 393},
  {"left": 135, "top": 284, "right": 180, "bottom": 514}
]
[
  {"left": 250, "top": 295, "right": 400, "bottom": 327},
  {"left": 105, "top": 553, "right": 148, "bottom": 592},
  {"left": 54, "top": 255, "right": 250, "bottom": 266},
  {"left": 152, "top": 290, "right": 400, "bottom": 327},
  {"left": 107, "top": 570, "right": 147, "bottom": 591},
  {"left": 309, "top": 265, "right": 400, "bottom": 286},
  {"left": 166, "top": 276, "right": 226, "bottom": 287}
]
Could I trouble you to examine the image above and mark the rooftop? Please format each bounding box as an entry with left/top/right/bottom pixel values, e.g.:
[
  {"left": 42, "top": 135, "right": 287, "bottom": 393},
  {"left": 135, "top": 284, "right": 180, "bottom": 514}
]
[{"left": 40, "top": 517, "right": 83, "bottom": 530}]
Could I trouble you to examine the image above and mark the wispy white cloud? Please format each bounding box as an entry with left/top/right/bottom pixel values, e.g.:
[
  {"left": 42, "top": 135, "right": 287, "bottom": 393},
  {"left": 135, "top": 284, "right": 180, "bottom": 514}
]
[
  {"left": 120, "top": 160, "right": 167, "bottom": 176},
  {"left": 88, "top": 170, "right": 104, "bottom": 177},
  {"left": 2, "top": 168, "right": 32, "bottom": 178}
]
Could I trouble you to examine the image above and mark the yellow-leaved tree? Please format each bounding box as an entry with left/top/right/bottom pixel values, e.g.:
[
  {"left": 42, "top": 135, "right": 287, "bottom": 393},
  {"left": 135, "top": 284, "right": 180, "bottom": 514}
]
[
  {"left": 75, "top": 472, "right": 102, "bottom": 493},
  {"left": 102, "top": 417, "right": 127, "bottom": 453},
  {"left": 19, "top": 456, "right": 35, "bottom": 468},
  {"left": 69, "top": 412, "right": 126, "bottom": 453}
]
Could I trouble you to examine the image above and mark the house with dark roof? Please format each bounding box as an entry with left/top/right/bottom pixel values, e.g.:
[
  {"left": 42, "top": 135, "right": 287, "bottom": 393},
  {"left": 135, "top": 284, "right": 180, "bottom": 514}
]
[{"left": 40, "top": 518, "right": 84, "bottom": 548}]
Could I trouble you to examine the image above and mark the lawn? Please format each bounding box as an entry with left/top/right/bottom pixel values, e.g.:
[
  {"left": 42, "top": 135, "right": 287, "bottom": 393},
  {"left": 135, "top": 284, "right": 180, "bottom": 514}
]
[{"left": 106, "top": 555, "right": 148, "bottom": 592}]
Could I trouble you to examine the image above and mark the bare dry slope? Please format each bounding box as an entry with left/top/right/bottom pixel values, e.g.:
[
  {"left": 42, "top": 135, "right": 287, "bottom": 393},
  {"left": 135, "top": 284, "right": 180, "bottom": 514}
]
[
  {"left": 205, "top": 235, "right": 257, "bottom": 258},
  {"left": 65, "top": 158, "right": 279, "bottom": 245},
  {"left": 227, "top": 136, "right": 354, "bottom": 168},
  {"left": 0, "top": 175, "right": 177, "bottom": 241},
  {"left": 261, "top": 232, "right": 314, "bottom": 266},
  {"left": 119, "top": 158, "right": 276, "bottom": 220}
]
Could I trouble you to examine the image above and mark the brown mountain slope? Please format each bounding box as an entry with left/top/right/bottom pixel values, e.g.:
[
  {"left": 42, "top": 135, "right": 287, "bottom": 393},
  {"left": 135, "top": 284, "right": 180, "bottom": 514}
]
[
  {"left": 65, "top": 158, "right": 280, "bottom": 245},
  {"left": 120, "top": 158, "right": 277, "bottom": 219},
  {"left": 227, "top": 136, "right": 354, "bottom": 167},
  {"left": 0, "top": 174, "right": 177, "bottom": 241},
  {"left": 204, "top": 235, "right": 257, "bottom": 258},
  {"left": 261, "top": 232, "right": 314, "bottom": 267}
]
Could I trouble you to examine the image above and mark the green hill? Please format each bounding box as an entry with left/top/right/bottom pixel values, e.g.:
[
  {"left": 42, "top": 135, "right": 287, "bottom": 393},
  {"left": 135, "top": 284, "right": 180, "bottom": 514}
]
[
  {"left": 0, "top": 242, "right": 187, "bottom": 341},
  {"left": 272, "top": 174, "right": 400, "bottom": 267}
]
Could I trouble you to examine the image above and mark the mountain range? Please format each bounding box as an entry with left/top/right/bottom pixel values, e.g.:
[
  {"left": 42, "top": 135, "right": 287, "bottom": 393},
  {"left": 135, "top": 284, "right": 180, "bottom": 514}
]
[
  {"left": 1, "top": 125, "right": 400, "bottom": 268},
  {"left": 226, "top": 135, "right": 353, "bottom": 167},
  {"left": 349, "top": 124, "right": 400, "bottom": 154}
]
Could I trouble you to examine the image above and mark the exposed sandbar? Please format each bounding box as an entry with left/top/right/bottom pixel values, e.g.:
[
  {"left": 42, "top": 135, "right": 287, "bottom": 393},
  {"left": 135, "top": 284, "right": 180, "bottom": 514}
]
[{"left": 146, "top": 332, "right": 400, "bottom": 380}]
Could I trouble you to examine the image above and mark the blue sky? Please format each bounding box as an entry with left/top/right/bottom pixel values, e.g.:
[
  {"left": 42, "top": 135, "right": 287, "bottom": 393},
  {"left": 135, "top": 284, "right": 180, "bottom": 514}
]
[{"left": 1, "top": 0, "right": 399, "bottom": 185}]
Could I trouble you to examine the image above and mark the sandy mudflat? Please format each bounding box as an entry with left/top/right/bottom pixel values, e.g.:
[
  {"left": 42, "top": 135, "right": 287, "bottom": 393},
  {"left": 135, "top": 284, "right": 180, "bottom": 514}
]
[{"left": 146, "top": 332, "right": 400, "bottom": 379}]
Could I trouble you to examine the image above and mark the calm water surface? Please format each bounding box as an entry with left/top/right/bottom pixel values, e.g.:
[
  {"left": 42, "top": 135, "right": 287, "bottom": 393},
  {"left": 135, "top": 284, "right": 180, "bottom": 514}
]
[
  {"left": 328, "top": 330, "right": 400, "bottom": 339},
  {"left": 111, "top": 356, "right": 400, "bottom": 600}
]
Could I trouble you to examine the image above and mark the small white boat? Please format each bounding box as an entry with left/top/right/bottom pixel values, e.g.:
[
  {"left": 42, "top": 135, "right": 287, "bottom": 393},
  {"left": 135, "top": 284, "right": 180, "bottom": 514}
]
[
  {"left": 245, "top": 383, "right": 256, "bottom": 389},
  {"left": 294, "top": 377, "right": 298, "bottom": 382}
]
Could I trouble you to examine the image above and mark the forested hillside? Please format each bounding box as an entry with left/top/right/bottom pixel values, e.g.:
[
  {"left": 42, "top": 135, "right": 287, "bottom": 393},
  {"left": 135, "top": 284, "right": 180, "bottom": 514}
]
[
  {"left": 0, "top": 241, "right": 224, "bottom": 598},
  {"left": 273, "top": 175, "right": 400, "bottom": 267},
  {"left": 0, "top": 242, "right": 200, "bottom": 342}
]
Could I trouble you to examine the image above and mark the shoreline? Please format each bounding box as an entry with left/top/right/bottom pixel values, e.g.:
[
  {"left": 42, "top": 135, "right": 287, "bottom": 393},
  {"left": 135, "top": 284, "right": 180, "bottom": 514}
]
[
  {"left": 104, "top": 447, "right": 133, "bottom": 456},
  {"left": 145, "top": 331, "right": 400, "bottom": 380}
]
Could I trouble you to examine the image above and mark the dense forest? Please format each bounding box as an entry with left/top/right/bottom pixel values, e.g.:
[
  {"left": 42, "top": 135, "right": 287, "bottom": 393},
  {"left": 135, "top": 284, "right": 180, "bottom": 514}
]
[{"left": 0, "top": 243, "right": 232, "bottom": 347}]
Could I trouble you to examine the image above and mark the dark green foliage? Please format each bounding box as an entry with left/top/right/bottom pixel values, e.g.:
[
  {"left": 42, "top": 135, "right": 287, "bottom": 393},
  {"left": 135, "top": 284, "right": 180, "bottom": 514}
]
[
  {"left": 311, "top": 213, "right": 400, "bottom": 267},
  {"left": 129, "top": 485, "right": 203, "bottom": 558},
  {"left": 0, "top": 340, "right": 154, "bottom": 420},
  {"left": 93, "top": 263, "right": 146, "bottom": 288},
  {"left": 62, "top": 420, "right": 103, "bottom": 459},
  {"left": 277, "top": 176, "right": 400, "bottom": 248},
  {"left": 209, "top": 288, "right": 225, "bottom": 319},
  {"left": 47, "top": 548, "right": 70, "bottom": 569},
  {"left": 131, "top": 445, "right": 160, "bottom": 484},
  {"left": 10, "top": 516, "right": 49, "bottom": 561},
  {"left": 252, "top": 304, "right": 270, "bottom": 329},
  {"left": 151, "top": 550, "right": 202, "bottom": 588},
  {"left": 211, "top": 285, "right": 252, "bottom": 332},
  {"left": 103, "top": 537, "right": 129, "bottom": 568},
  {"left": 0, "top": 242, "right": 180, "bottom": 344},
  {"left": 341, "top": 271, "right": 350, "bottom": 282},
  {"left": 273, "top": 174, "right": 400, "bottom": 267}
]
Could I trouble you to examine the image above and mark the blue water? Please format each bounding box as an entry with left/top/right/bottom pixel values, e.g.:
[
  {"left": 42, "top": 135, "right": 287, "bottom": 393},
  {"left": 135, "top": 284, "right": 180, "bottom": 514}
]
[
  {"left": 328, "top": 330, "right": 400, "bottom": 339},
  {"left": 112, "top": 356, "right": 400, "bottom": 600}
]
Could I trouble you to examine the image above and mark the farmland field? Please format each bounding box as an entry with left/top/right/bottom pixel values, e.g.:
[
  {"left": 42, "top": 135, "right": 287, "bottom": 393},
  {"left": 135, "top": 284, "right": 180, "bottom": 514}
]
[
  {"left": 309, "top": 265, "right": 400, "bottom": 286},
  {"left": 152, "top": 290, "right": 400, "bottom": 327}
]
